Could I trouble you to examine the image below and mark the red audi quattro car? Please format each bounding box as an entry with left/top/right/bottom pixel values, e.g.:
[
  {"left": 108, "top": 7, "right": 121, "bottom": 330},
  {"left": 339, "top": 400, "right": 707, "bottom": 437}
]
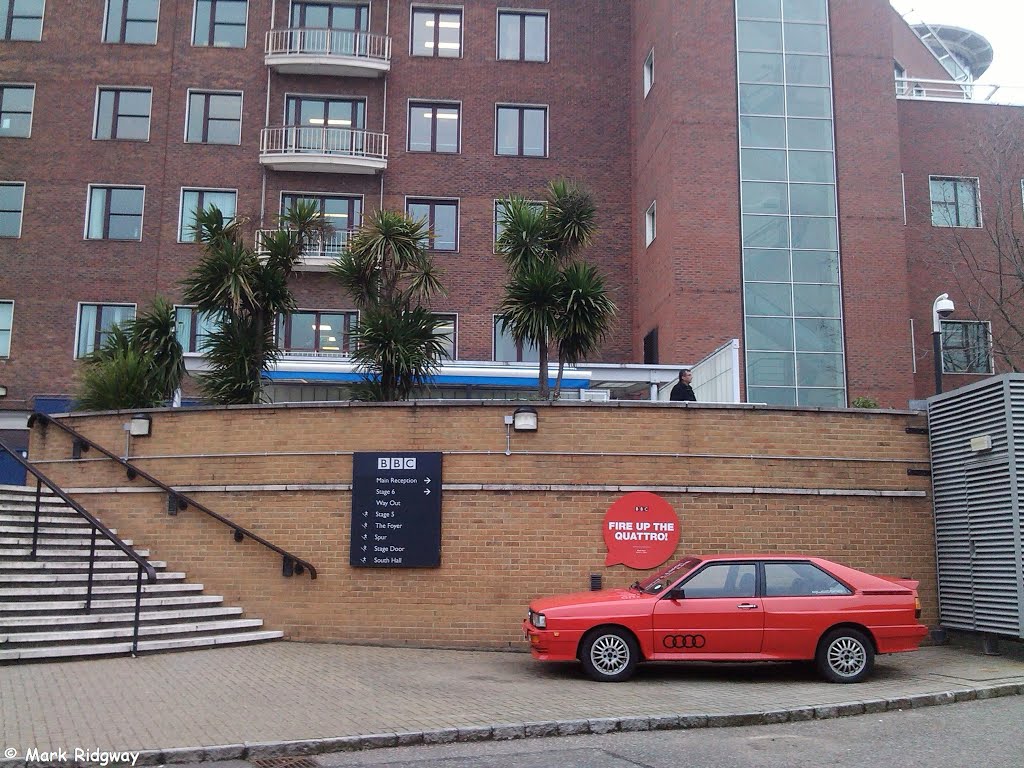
[{"left": 523, "top": 555, "right": 928, "bottom": 683}]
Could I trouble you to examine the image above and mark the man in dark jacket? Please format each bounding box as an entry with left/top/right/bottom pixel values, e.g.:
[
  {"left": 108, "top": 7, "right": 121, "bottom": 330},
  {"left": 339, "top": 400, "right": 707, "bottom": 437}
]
[{"left": 669, "top": 369, "right": 696, "bottom": 402}]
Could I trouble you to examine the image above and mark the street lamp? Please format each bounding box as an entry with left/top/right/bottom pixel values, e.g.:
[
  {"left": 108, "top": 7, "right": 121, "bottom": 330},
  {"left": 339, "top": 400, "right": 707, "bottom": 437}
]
[{"left": 932, "top": 293, "right": 955, "bottom": 394}]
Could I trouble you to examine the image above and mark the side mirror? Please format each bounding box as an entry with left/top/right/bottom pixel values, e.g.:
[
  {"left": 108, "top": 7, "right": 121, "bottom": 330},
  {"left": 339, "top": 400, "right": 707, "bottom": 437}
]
[{"left": 666, "top": 588, "right": 685, "bottom": 600}]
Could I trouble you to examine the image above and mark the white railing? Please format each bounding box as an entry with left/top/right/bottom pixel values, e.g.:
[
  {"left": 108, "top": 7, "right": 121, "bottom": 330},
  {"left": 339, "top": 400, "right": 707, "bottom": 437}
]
[
  {"left": 256, "top": 229, "right": 353, "bottom": 260},
  {"left": 896, "top": 77, "right": 1024, "bottom": 106},
  {"left": 266, "top": 28, "right": 391, "bottom": 62},
  {"left": 260, "top": 126, "right": 388, "bottom": 160}
]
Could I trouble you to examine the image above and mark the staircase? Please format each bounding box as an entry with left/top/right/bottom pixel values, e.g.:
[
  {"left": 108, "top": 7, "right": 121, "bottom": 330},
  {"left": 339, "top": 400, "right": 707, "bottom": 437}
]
[{"left": 0, "top": 485, "right": 283, "bottom": 662}]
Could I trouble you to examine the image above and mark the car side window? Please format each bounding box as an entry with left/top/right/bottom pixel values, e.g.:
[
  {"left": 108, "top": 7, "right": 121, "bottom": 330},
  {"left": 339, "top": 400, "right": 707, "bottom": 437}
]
[
  {"left": 679, "top": 563, "right": 756, "bottom": 598},
  {"left": 764, "top": 562, "right": 851, "bottom": 597}
]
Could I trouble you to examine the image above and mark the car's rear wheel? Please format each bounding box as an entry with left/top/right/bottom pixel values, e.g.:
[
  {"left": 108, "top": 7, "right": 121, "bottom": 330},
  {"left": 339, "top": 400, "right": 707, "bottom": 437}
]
[
  {"left": 816, "top": 628, "right": 874, "bottom": 683},
  {"left": 580, "top": 627, "right": 639, "bottom": 682}
]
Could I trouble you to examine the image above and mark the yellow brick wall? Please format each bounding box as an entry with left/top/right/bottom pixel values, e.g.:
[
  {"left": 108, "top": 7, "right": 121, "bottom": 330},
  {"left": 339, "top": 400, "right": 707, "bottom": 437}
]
[{"left": 27, "top": 402, "right": 935, "bottom": 648}]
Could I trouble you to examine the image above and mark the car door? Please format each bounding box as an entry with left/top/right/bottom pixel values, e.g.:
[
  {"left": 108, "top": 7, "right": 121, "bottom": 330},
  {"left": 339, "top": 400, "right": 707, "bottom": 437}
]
[{"left": 651, "top": 561, "right": 764, "bottom": 656}]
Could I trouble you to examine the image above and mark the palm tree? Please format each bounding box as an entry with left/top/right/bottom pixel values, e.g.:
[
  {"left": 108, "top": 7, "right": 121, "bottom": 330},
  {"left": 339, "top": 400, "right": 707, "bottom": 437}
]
[
  {"left": 127, "top": 297, "right": 185, "bottom": 403},
  {"left": 331, "top": 209, "right": 447, "bottom": 401},
  {"left": 552, "top": 261, "right": 617, "bottom": 399},
  {"left": 181, "top": 201, "right": 322, "bottom": 404},
  {"left": 496, "top": 179, "right": 614, "bottom": 400},
  {"left": 75, "top": 300, "right": 185, "bottom": 410}
]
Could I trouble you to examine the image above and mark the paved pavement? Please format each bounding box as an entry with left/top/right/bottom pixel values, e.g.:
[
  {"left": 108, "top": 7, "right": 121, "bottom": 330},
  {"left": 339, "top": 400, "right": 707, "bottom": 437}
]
[{"left": 1, "top": 643, "right": 1023, "bottom": 766}]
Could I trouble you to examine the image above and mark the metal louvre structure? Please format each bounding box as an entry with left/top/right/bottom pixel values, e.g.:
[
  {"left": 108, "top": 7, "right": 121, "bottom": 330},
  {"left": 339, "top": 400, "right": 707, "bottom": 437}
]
[{"left": 928, "top": 375, "right": 1024, "bottom": 639}]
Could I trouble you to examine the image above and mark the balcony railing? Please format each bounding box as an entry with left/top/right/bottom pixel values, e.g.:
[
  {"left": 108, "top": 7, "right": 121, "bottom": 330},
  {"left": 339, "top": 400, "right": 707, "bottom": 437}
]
[
  {"left": 256, "top": 228, "right": 353, "bottom": 270},
  {"left": 265, "top": 27, "right": 391, "bottom": 76},
  {"left": 896, "top": 77, "right": 1024, "bottom": 106},
  {"left": 259, "top": 126, "right": 388, "bottom": 174}
]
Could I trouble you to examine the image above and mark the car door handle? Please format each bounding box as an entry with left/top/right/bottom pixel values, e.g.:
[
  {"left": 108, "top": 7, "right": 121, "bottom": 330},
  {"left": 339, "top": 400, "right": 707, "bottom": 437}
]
[{"left": 736, "top": 603, "right": 759, "bottom": 609}]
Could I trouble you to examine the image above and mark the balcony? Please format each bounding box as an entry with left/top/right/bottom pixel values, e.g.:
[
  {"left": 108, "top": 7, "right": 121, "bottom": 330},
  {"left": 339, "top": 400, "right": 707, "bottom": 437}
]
[
  {"left": 259, "top": 127, "right": 388, "bottom": 174},
  {"left": 895, "top": 77, "right": 1024, "bottom": 106},
  {"left": 265, "top": 28, "right": 391, "bottom": 77},
  {"left": 256, "top": 229, "right": 353, "bottom": 271}
]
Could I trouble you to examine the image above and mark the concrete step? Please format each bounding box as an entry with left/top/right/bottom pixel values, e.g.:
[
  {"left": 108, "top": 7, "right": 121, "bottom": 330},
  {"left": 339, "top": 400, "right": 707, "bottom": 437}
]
[
  {"left": 0, "top": 571, "right": 184, "bottom": 585},
  {"left": 0, "top": 560, "right": 167, "bottom": 572},
  {"left": 0, "top": 547, "right": 150, "bottom": 559},
  {"left": 0, "top": 594, "right": 226, "bottom": 613},
  {"left": 0, "top": 583, "right": 203, "bottom": 599},
  {"left": 0, "top": 605, "right": 243, "bottom": 628},
  {"left": 1, "top": 618, "right": 266, "bottom": 645},
  {"left": 0, "top": 513, "right": 95, "bottom": 526},
  {"left": 0, "top": 525, "right": 120, "bottom": 537},
  {"left": 0, "top": 535, "right": 135, "bottom": 547},
  {"left": 0, "top": 630, "right": 284, "bottom": 662}
]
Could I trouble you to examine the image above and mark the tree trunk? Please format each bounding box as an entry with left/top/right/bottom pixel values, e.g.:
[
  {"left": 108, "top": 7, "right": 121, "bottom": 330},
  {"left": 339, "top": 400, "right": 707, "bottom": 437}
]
[
  {"left": 554, "top": 353, "right": 566, "bottom": 400},
  {"left": 538, "top": 335, "right": 549, "bottom": 399}
]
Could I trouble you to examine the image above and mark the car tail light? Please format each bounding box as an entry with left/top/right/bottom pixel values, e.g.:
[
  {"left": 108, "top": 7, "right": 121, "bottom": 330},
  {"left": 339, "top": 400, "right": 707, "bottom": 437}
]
[{"left": 915, "top": 596, "right": 922, "bottom": 619}]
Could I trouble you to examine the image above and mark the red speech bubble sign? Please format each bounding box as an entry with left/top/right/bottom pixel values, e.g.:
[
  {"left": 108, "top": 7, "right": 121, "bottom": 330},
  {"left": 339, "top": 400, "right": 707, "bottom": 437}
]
[{"left": 603, "top": 491, "right": 680, "bottom": 569}]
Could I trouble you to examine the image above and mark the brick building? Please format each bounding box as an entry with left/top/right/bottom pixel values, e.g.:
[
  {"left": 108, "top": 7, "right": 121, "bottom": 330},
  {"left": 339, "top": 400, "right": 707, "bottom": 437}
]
[{"left": 1, "top": 2, "right": 1021, "bottom": 441}]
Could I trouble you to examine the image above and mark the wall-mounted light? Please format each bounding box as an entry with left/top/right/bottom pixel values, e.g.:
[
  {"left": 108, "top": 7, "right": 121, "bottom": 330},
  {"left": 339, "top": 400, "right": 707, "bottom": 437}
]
[
  {"left": 0, "top": 385, "right": 7, "bottom": 398},
  {"left": 128, "top": 413, "right": 152, "bottom": 437},
  {"left": 513, "top": 406, "right": 538, "bottom": 432}
]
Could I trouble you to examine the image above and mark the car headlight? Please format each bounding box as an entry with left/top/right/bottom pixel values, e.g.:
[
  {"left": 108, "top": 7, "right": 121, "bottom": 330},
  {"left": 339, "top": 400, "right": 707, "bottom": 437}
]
[{"left": 530, "top": 610, "right": 546, "bottom": 629}]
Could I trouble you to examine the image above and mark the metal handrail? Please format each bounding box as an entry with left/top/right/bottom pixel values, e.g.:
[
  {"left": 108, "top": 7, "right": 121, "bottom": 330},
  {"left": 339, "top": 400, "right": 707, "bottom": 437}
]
[
  {"left": 265, "top": 27, "right": 392, "bottom": 62},
  {"left": 260, "top": 126, "right": 389, "bottom": 160},
  {"left": 0, "top": 436, "right": 156, "bottom": 655},
  {"left": 28, "top": 413, "right": 318, "bottom": 580}
]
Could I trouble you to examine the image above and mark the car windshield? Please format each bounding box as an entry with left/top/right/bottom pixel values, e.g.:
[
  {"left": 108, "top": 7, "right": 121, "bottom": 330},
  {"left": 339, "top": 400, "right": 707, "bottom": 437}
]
[{"left": 636, "top": 557, "right": 701, "bottom": 594}]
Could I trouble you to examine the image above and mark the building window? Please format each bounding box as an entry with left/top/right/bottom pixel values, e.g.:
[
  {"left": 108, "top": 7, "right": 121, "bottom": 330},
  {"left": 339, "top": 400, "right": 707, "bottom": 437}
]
[
  {"left": 0, "top": 182, "right": 25, "bottom": 238},
  {"left": 76, "top": 303, "right": 136, "bottom": 358},
  {"left": 179, "top": 188, "right": 236, "bottom": 241},
  {"left": 103, "top": 0, "right": 159, "bottom": 44},
  {"left": 277, "top": 310, "right": 357, "bottom": 356},
  {"left": 495, "top": 105, "right": 546, "bottom": 157},
  {"left": 645, "top": 201, "right": 656, "bottom": 246},
  {"left": 0, "top": 84, "right": 34, "bottom": 137},
  {"left": 86, "top": 186, "right": 144, "bottom": 240},
  {"left": 192, "top": 0, "right": 247, "bottom": 48},
  {"left": 643, "top": 49, "right": 654, "bottom": 97},
  {"left": 894, "top": 60, "right": 906, "bottom": 95},
  {"left": 941, "top": 320, "right": 992, "bottom": 374},
  {"left": 408, "top": 101, "right": 460, "bottom": 153},
  {"left": 281, "top": 193, "right": 361, "bottom": 253},
  {"left": 2, "top": 0, "right": 43, "bottom": 41},
  {"left": 643, "top": 328, "right": 658, "bottom": 364},
  {"left": 0, "top": 301, "right": 12, "bottom": 357},
  {"left": 497, "top": 10, "right": 546, "bottom": 62},
  {"left": 494, "top": 198, "right": 543, "bottom": 249},
  {"left": 289, "top": 1, "right": 369, "bottom": 55},
  {"left": 186, "top": 90, "right": 242, "bottom": 144},
  {"left": 433, "top": 313, "right": 456, "bottom": 359},
  {"left": 406, "top": 198, "right": 457, "bottom": 251},
  {"left": 174, "top": 305, "right": 220, "bottom": 354},
  {"left": 411, "top": 7, "right": 461, "bottom": 57},
  {"left": 930, "top": 176, "right": 981, "bottom": 228},
  {"left": 94, "top": 88, "right": 152, "bottom": 141},
  {"left": 494, "top": 317, "right": 538, "bottom": 362}
]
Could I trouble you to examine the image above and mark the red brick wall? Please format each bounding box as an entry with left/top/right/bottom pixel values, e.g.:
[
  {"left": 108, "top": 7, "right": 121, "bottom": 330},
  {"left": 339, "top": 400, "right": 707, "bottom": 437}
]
[
  {"left": 0, "top": 1, "right": 634, "bottom": 410},
  {"left": 632, "top": 0, "right": 743, "bottom": 369},
  {"left": 833, "top": 0, "right": 916, "bottom": 407},
  {"left": 898, "top": 100, "right": 1024, "bottom": 397},
  {"left": 28, "top": 402, "right": 936, "bottom": 648}
]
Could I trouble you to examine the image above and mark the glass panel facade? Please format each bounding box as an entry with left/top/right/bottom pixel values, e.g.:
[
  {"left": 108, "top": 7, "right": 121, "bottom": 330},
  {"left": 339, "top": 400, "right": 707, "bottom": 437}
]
[
  {"left": 737, "top": 0, "right": 845, "bottom": 406},
  {"left": 104, "top": 0, "right": 160, "bottom": 44},
  {"left": 0, "top": 300, "right": 11, "bottom": 356},
  {"left": 941, "top": 321, "right": 992, "bottom": 374}
]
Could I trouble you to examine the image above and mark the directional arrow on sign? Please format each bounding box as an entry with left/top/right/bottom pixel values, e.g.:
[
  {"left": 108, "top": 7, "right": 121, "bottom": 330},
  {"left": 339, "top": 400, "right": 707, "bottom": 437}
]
[
  {"left": 424, "top": 488, "right": 431, "bottom": 496},
  {"left": 361, "top": 557, "right": 366, "bottom": 564},
  {"left": 425, "top": 477, "right": 431, "bottom": 484},
  {"left": 362, "top": 545, "right": 367, "bottom": 552},
  {"left": 362, "top": 534, "right": 367, "bottom": 540},
  {"left": 363, "top": 511, "right": 368, "bottom": 517},
  {"left": 362, "top": 522, "right": 368, "bottom": 529}
]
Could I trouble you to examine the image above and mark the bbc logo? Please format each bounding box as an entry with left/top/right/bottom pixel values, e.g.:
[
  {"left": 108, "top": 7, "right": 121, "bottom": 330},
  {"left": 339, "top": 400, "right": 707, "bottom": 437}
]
[{"left": 378, "top": 457, "right": 417, "bottom": 470}]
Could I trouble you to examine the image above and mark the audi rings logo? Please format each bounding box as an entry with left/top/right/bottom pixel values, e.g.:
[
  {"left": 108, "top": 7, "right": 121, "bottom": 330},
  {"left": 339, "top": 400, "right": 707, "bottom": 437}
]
[{"left": 663, "top": 634, "right": 706, "bottom": 649}]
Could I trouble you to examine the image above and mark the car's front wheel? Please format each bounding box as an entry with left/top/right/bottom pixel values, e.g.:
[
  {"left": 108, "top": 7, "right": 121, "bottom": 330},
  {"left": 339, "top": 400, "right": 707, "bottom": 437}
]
[
  {"left": 816, "top": 628, "right": 874, "bottom": 683},
  {"left": 580, "top": 627, "right": 639, "bottom": 682}
]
